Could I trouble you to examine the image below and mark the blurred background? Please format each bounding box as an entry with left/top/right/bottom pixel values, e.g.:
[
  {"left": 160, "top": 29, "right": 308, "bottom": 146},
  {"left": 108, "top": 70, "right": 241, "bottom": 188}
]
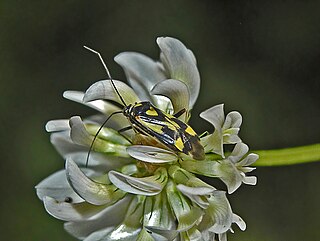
[{"left": 1, "top": 1, "right": 319, "bottom": 240}]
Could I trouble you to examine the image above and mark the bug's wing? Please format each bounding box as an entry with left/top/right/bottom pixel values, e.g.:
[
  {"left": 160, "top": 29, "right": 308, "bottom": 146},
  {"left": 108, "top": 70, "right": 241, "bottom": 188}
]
[{"left": 176, "top": 128, "right": 205, "bottom": 160}]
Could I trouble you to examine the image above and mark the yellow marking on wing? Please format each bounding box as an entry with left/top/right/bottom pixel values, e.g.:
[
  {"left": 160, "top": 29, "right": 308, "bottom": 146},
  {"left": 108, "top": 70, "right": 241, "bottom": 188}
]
[
  {"left": 143, "top": 122, "right": 163, "bottom": 134},
  {"left": 146, "top": 109, "right": 158, "bottom": 116},
  {"left": 175, "top": 137, "right": 184, "bottom": 151},
  {"left": 166, "top": 123, "right": 176, "bottom": 131},
  {"left": 185, "top": 126, "right": 197, "bottom": 136},
  {"left": 165, "top": 116, "right": 180, "bottom": 129}
]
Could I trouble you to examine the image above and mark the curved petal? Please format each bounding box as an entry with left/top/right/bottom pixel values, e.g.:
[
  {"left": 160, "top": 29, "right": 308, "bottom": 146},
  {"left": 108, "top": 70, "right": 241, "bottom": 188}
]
[
  {"left": 45, "top": 119, "right": 69, "bottom": 132},
  {"left": 67, "top": 152, "right": 133, "bottom": 171},
  {"left": 145, "top": 227, "right": 178, "bottom": 241},
  {"left": 137, "top": 228, "right": 155, "bottom": 241},
  {"left": 157, "top": 37, "right": 200, "bottom": 108},
  {"left": 114, "top": 52, "right": 167, "bottom": 105},
  {"left": 223, "top": 111, "right": 242, "bottom": 129},
  {"left": 216, "top": 159, "right": 243, "bottom": 194},
  {"left": 127, "top": 145, "right": 178, "bottom": 163},
  {"left": 35, "top": 169, "right": 83, "bottom": 203},
  {"left": 166, "top": 181, "right": 204, "bottom": 232},
  {"left": 69, "top": 116, "right": 129, "bottom": 157},
  {"left": 238, "top": 153, "right": 259, "bottom": 166},
  {"left": 143, "top": 192, "right": 176, "bottom": 232},
  {"left": 228, "top": 143, "right": 249, "bottom": 163},
  {"left": 206, "top": 191, "right": 233, "bottom": 234},
  {"left": 108, "top": 168, "right": 168, "bottom": 196},
  {"left": 200, "top": 104, "right": 225, "bottom": 156},
  {"left": 241, "top": 175, "right": 257, "bottom": 186},
  {"left": 169, "top": 165, "right": 215, "bottom": 191},
  {"left": 66, "top": 158, "right": 126, "bottom": 205},
  {"left": 85, "top": 124, "right": 130, "bottom": 146},
  {"left": 83, "top": 79, "right": 140, "bottom": 105},
  {"left": 63, "top": 90, "right": 121, "bottom": 114},
  {"left": 64, "top": 195, "right": 132, "bottom": 239},
  {"left": 43, "top": 196, "right": 109, "bottom": 221},
  {"left": 85, "top": 196, "right": 145, "bottom": 241},
  {"left": 176, "top": 185, "right": 211, "bottom": 209},
  {"left": 223, "top": 128, "right": 241, "bottom": 144},
  {"left": 151, "top": 78, "right": 189, "bottom": 118},
  {"left": 232, "top": 214, "right": 246, "bottom": 231}
]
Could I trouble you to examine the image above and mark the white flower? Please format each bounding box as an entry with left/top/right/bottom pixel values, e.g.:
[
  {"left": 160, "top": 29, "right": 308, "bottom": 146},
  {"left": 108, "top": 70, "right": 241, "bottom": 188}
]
[
  {"left": 36, "top": 37, "right": 257, "bottom": 240},
  {"left": 200, "top": 104, "right": 242, "bottom": 157}
]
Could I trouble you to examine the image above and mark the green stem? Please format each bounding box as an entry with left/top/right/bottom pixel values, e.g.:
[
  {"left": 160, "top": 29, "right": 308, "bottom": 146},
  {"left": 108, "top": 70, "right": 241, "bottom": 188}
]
[{"left": 252, "top": 143, "right": 320, "bottom": 166}]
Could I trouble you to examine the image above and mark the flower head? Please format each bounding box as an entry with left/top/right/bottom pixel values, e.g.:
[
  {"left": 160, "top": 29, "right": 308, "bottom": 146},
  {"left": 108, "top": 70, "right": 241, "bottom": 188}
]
[{"left": 36, "top": 37, "right": 258, "bottom": 240}]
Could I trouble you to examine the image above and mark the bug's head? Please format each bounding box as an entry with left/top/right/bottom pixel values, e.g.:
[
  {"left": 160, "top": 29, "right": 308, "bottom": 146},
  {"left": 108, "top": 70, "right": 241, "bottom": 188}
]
[{"left": 123, "top": 104, "right": 133, "bottom": 117}]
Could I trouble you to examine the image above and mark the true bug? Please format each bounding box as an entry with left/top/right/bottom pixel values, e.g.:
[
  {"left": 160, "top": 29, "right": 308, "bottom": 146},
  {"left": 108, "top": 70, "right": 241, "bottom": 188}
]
[{"left": 84, "top": 46, "right": 205, "bottom": 166}]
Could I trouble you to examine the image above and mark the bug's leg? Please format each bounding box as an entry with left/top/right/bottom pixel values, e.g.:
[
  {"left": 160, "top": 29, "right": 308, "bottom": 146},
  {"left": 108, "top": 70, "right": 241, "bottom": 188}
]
[
  {"left": 199, "top": 131, "right": 209, "bottom": 138},
  {"left": 173, "top": 108, "right": 186, "bottom": 118},
  {"left": 117, "top": 126, "right": 133, "bottom": 143},
  {"left": 118, "top": 126, "right": 133, "bottom": 133}
]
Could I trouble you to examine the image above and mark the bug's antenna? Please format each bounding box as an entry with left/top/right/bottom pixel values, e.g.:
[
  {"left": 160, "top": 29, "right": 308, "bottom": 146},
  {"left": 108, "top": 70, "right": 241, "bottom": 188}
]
[
  {"left": 83, "top": 46, "right": 127, "bottom": 107},
  {"left": 85, "top": 111, "right": 123, "bottom": 168}
]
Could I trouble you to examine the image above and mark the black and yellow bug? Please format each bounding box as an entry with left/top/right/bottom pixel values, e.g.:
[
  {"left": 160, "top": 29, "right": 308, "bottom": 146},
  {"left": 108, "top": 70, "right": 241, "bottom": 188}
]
[{"left": 84, "top": 46, "right": 205, "bottom": 166}]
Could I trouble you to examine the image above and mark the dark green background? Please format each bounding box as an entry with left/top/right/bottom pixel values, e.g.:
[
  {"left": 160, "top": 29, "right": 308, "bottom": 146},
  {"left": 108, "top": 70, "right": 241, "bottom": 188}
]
[{"left": 1, "top": 1, "right": 319, "bottom": 240}]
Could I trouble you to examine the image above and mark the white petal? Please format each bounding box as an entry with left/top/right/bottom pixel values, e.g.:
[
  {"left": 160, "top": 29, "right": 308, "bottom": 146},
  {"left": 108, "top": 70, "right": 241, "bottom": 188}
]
[
  {"left": 127, "top": 145, "right": 178, "bottom": 163},
  {"left": 176, "top": 184, "right": 214, "bottom": 196},
  {"left": 200, "top": 104, "right": 225, "bottom": 128},
  {"left": 143, "top": 193, "right": 176, "bottom": 234},
  {"left": 238, "top": 153, "right": 259, "bottom": 166},
  {"left": 108, "top": 168, "right": 167, "bottom": 196},
  {"left": 176, "top": 185, "right": 212, "bottom": 209},
  {"left": 69, "top": 116, "right": 94, "bottom": 146},
  {"left": 64, "top": 90, "right": 118, "bottom": 113},
  {"left": 83, "top": 227, "right": 115, "bottom": 241},
  {"left": 228, "top": 143, "right": 249, "bottom": 163},
  {"left": 66, "top": 158, "right": 126, "bottom": 205},
  {"left": 151, "top": 79, "right": 190, "bottom": 117},
  {"left": 85, "top": 195, "right": 145, "bottom": 241},
  {"left": 83, "top": 79, "right": 140, "bottom": 105},
  {"left": 206, "top": 191, "right": 233, "bottom": 234},
  {"left": 223, "top": 111, "right": 242, "bottom": 130},
  {"left": 157, "top": 37, "right": 200, "bottom": 108},
  {"left": 166, "top": 181, "right": 204, "bottom": 232},
  {"left": 67, "top": 151, "right": 132, "bottom": 171},
  {"left": 218, "top": 232, "right": 227, "bottom": 241},
  {"left": 50, "top": 131, "right": 88, "bottom": 158},
  {"left": 145, "top": 227, "right": 178, "bottom": 241},
  {"left": 35, "top": 169, "right": 83, "bottom": 203},
  {"left": 136, "top": 228, "right": 155, "bottom": 241},
  {"left": 201, "top": 131, "right": 224, "bottom": 157},
  {"left": 242, "top": 175, "right": 257, "bottom": 185},
  {"left": 64, "top": 195, "right": 132, "bottom": 239},
  {"left": 69, "top": 116, "right": 129, "bottom": 156},
  {"left": 114, "top": 52, "right": 167, "bottom": 104},
  {"left": 232, "top": 214, "right": 246, "bottom": 231},
  {"left": 218, "top": 160, "right": 243, "bottom": 194},
  {"left": 43, "top": 196, "right": 108, "bottom": 221},
  {"left": 45, "top": 119, "right": 70, "bottom": 132}
]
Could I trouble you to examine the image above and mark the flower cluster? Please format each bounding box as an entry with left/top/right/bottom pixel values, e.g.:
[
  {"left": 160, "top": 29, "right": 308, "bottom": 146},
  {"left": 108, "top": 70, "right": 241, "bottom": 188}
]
[{"left": 36, "top": 37, "right": 258, "bottom": 241}]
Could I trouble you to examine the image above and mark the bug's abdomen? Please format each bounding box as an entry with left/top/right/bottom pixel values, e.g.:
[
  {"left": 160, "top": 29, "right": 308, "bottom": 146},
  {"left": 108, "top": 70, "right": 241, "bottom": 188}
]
[{"left": 129, "top": 102, "right": 205, "bottom": 160}]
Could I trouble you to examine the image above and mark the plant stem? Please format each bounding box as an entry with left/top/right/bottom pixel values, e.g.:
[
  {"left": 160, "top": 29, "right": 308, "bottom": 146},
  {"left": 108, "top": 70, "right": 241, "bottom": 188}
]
[{"left": 252, "top": 143, "right": 320, "bottom": 166}]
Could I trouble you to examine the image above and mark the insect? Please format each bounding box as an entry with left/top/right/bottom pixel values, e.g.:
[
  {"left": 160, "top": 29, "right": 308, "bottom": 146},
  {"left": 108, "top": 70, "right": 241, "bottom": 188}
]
[{"left": 84, "top": 46, "right": 205, "bottom": 166}]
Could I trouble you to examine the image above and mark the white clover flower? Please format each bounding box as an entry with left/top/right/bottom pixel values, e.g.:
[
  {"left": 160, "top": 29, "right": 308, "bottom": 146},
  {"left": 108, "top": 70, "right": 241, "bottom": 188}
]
[{"left": 36, "top": 37, "right": 258, "bottom": 241}]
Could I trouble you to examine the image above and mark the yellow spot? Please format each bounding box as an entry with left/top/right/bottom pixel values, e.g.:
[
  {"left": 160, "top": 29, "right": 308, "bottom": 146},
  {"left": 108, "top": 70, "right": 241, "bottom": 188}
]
[
  {"left": 175, "top": 137, "right": 184, "bottom": 151},
  {"left": 146, "top": 109, "right": 158, "bottom": 116},
  {"left": 147, "top": 123, "right": 162, "bottom": 133},
  {"left": 185, "top": 126, "right": 196, "bottom": 136},
  {"left": 134, "top": 103, "right": 143, "bottom": 107},
  {"left": 166, "top": 123, "right": 176, "bottom": 131}
]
